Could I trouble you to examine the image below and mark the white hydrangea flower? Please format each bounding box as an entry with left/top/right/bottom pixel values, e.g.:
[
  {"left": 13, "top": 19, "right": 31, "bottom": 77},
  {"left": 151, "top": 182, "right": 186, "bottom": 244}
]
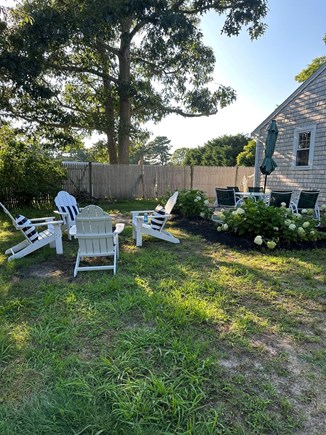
[
  {"left": 236, "top": 207, "right": 245, "bottom": 215},
  {"left": 302, "top": 221, "right": 310, "bottom": 228},
  {"left": 194, "top": 198, "right": 198, "bottom": 202},
  {"left": 298, "top": 227, "right": 305, "bottom": 235},
  {"left": 204, "top": 199, "right": 210, "bottom": 205},
  {"left": 200, "top": 212, "right": 205, "bottom": 218},
  {"left": 232, "top": 211, "right": 236, "bottom": 215},
  {"left": 310, "top": 230, "right": 315, "bottom": 236},
  {"left": 195, "top": 196, "right": 201, "bottom": 201},
  {"left": 267, "top": 240, "right": 276, "bottom": 249},
  {"left": 281, "top": 202, "right": 286, "bottom": 207},
  {"left": 301, "top": 209, "right": 307, "bottom": 214},
  {"left": 217, "top": 226, "right": 222, "bottom": 232},
  {"left": 307, "top": 209, "right": 314, "bottom": 215},
  {"left": 321, "top": 204, "right": 326, "bottom": 211},
  {"left": 222, "top": 223, "right": 228, "bottom": 231},
  {"left": 273, "top": 227, "right": 279, "bottom": 231},
  {"left": 254, "top": 235, "right": 263, "bottom": 245},
  {"left": 289, "top": 224, "right": 296, "bottom": 230},
  {"left": 284, "top": 219, "right": 291, "bottom": 226}
]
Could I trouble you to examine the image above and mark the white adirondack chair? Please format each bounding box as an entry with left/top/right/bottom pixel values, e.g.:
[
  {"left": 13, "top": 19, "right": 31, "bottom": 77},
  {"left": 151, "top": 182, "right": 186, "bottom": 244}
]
[
  {"left": 0, "top": 202, "right": 63, "bottom": 261},
  {"left": 73, "top": 205, "right": 124, "bottom": 277},
  {"left": 54, "top": 191, "right": 80, "bottom": 239},
  {"left": 131, "top": 191, "right": 180, "bottom": 247}
]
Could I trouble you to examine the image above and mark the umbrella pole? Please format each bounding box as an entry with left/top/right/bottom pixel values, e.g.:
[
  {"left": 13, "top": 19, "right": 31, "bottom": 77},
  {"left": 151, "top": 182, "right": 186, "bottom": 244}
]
[{"left": 263, "top": 174, "right": 267, "bottom": 193}]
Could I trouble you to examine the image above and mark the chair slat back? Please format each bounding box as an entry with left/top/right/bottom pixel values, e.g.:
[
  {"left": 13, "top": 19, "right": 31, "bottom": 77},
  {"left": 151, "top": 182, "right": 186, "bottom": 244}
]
[
  {"left": 0, "top": 202, "right": 16, "bottom": 226},
  {"left": 0, "top": 202, "right": 34, "bottom": 244},
  {"left": 297, "top": 191, "right": 319, "bottom": 210},
  {"left": 269, "top": 191, "right": 293, "bottom": 208},
  {"left": 76, "top": 205, "right": 114, "bottom": 255},
  {"left": 215, "top": 188, "right": 236, "bottom": 207},
  {"left": 55, "top": 191, "right": 79, "bottom": 225},
  {"left": 165, "top": 191, "right": 179, "bottom": 215}
]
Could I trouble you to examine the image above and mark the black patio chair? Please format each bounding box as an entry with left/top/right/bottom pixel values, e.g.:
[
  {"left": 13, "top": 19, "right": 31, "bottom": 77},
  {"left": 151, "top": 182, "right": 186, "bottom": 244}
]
[
  {"left": 291, "top": 190, "right": 320, "bottom": 220},
  {"left": 214, "top": 188, "right": 238, "bottom": 209},
  {"left": 268, "top": 190, "right": 293, "bottom": 208}
]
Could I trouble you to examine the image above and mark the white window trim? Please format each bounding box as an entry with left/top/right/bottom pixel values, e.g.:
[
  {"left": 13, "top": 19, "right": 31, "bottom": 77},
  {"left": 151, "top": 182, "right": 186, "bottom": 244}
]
[{"left": 292, "top": 124, "right": 316, "bottom": 169}]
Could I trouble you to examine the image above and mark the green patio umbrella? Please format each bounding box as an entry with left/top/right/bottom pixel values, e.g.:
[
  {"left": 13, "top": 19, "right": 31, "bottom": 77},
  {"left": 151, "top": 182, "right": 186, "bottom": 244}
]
[{"left": 260, "top": 119, "right": 278, "bottom": 193}]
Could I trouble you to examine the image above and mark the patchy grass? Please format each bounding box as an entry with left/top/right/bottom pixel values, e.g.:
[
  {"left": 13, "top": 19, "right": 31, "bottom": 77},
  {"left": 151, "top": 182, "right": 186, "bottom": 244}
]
[{"left": 0, "top": 200, "right": 325, "bottom": 434}]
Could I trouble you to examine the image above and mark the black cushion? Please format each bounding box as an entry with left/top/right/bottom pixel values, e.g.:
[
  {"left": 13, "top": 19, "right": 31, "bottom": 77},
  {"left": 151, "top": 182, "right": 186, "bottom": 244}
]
[{"left": 15, "top": 215, "right": 39, "bottom": 243}]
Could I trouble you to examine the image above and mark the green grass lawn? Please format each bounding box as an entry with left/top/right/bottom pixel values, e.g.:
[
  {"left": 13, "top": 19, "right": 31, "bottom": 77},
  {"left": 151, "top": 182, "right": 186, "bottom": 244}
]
[{"left": 0, "top": 200, "right": 325, "bottom": 434}]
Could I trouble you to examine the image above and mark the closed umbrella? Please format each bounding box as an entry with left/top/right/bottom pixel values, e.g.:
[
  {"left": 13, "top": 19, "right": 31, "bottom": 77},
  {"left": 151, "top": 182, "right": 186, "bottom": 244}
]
[{"left": 260, "top": 119, "right": 278, "bottom": 193}]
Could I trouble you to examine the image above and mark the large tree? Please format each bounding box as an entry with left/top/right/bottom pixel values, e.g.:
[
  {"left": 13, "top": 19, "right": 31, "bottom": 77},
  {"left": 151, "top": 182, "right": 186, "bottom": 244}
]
[{"left": 0, "top": 0, "right": 268, "bottom": 163}]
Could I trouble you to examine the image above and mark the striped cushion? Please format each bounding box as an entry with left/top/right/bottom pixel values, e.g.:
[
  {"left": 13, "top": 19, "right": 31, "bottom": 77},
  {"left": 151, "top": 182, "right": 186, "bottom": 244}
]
[
  {"left": 151, "top": 206, "right": 166, "bottom": 230},
  {"left": 15, "top": 215, "right": 39, "bottom": 243},
  {"left": 60, "top": 204, "right": 79, "bottom": 222}
]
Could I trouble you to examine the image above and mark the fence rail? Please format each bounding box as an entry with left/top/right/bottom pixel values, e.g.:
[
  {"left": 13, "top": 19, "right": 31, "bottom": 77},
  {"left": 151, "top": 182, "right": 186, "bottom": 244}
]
[{"left": 62, "top": 162, "right": 255, "bottom": 199}]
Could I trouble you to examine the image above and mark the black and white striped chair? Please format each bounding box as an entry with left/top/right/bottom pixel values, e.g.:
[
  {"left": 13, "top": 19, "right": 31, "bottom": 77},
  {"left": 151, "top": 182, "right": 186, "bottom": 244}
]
[
  {"left": 131, "top": 191, "right": 180, "bottom": 247},
  {"left": 0, "top": 202, "right": 63, "bottom": 261},
  {"left": 54, "top": 191, "right": 81, "bottom": 239}
]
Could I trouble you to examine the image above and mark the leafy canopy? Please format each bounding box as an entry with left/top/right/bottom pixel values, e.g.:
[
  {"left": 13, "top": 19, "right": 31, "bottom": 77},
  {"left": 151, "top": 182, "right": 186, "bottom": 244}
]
[
  {"left": 184, "top": 134, "right": 251, "bottom": 166},
  {"left": 0, "top": 0, "right": 268, "bottom": 163}
]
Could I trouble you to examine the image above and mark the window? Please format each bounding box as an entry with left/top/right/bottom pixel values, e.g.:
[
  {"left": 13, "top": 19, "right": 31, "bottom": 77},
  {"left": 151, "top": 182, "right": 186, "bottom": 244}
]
[{"left": 293, "top": 125, "right": 316, "bottom": 168}]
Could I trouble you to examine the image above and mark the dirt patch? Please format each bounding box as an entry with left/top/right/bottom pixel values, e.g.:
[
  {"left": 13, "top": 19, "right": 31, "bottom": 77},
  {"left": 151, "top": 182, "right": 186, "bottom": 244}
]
[
  {"left": 173, "top": 216, "right": 326, "bottom": 251},
  {"left": 21, "top": 257, "right": 75, "bottom": 280}
]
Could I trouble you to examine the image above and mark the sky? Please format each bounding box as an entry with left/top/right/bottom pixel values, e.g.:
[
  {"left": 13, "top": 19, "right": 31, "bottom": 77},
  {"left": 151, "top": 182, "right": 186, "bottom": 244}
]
[
  {"left": 147, "top": 0, "right": 326, "bottom": 151},
  {"left": 1, "top": 0, "right": 326, "bottom": 152}
]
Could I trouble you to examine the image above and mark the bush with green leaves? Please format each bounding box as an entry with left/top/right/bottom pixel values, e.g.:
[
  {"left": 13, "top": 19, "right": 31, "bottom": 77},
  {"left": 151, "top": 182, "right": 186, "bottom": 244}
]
[
  {"left": 319, "top": 204, "right": 326, "bottom": 227},
  {"left": 0, "top": 126, "right": 66, "bottom": 205},
  {"left": 163, "top": 189, "right": 212, "bottom": 219},
  {"left": 217, "top": 198, "right": 320, "bottom": 248}
]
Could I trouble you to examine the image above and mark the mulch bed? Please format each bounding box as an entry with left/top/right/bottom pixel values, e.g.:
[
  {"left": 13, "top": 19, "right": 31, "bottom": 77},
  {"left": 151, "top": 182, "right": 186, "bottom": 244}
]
[{"left": 173, "top": 216, "right": 326, "bottom": 251}]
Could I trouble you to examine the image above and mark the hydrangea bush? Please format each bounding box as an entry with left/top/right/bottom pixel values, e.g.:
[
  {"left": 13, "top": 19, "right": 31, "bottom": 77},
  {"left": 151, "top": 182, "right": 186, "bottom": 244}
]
[
  {"left": 320, "top": 204, "right": 326, "bottom": 227},
  {"left": 165, "top": 189, "right": 212, "bottom": 219},
  {"left": 217, "top": 198, "right": 321, "bottom": 249}
]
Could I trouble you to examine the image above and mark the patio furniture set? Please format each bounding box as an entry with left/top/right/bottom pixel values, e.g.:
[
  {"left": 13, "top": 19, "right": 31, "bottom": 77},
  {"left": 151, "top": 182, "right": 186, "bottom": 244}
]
[
  {"left": 0, "top": 191, "right": 180, "bottom": 276},
  {"left": 214, "top": 188, "right": 321, "bottom": 220}
]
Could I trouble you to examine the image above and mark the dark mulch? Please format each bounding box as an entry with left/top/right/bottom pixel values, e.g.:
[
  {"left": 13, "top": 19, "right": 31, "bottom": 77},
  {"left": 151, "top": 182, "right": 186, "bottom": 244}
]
[{"left": 173, "top": 216, "right": 326, "bottom": 251}]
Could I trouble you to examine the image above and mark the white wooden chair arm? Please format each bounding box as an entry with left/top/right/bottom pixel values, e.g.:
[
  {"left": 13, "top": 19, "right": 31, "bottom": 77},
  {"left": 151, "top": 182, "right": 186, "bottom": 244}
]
[
  {"left": 136, "top": 213, "right": 172, "bottom": 222},
  {"left": 114, "top": 223, "right": 125, "bottom": 235},
  {"left": 131, "top": 210, "right": 155, "bottom": 216},
  {"left": 30, "top": 216, "right": 56, "bottom": 222},
  {"left": 31, "top": 220, "right": 63, "bottom": 228},
  {"left": 54, "top": 210, "right": 68, "bottom": 217}
]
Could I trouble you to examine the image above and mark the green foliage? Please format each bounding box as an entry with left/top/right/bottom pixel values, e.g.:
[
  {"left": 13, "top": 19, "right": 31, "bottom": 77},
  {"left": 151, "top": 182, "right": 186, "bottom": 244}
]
[
  {"left": 184, "top": 134, "right": 250, "bottom": 166},
  {"left": 236, "top": 139, "right": 256, "bottom": 166},
  {"left": 168, "top": 189, "right": 212, "bottom": 219},
  {"left": 0, "top": 0, "right": 268, "bottom": 163},
  {"left": 295, "top": 35, "right": 326, "bottom": 82},
  {"left": 320, "top": 204, "right": 326, "bottom": 227},
  {"left": 217, "top": 199, "right": 320, "bottom": 248},
  {"left": 0, "top": 125, "right": 66, "bottom": 204},
  {"left": 170, "top": 147, "right": 190, "bottom": 166}
]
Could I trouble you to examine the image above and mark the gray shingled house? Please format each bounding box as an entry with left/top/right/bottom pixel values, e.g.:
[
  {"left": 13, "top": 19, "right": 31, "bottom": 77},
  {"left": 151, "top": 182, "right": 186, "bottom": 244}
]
[{"left": 252, "top": 63, "right": 326, "bottom": 202}]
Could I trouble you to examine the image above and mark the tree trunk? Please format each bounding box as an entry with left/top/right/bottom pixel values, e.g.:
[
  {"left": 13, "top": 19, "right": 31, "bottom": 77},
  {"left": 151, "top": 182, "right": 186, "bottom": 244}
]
[
  {"left": 100, "top": 45, "right": 118, "bottom": 164},
  {"left": 103, "top": 79, "right": 118, "bottom": 164},
  {"left": 118, "top": 19, "right": 132, "bottom": 164}
]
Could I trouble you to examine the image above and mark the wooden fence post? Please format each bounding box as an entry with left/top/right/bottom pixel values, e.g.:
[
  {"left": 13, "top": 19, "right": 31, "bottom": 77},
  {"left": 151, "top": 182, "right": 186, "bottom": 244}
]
[{"left": 89, "top": 162, "right": 93, "bottom": 198}]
